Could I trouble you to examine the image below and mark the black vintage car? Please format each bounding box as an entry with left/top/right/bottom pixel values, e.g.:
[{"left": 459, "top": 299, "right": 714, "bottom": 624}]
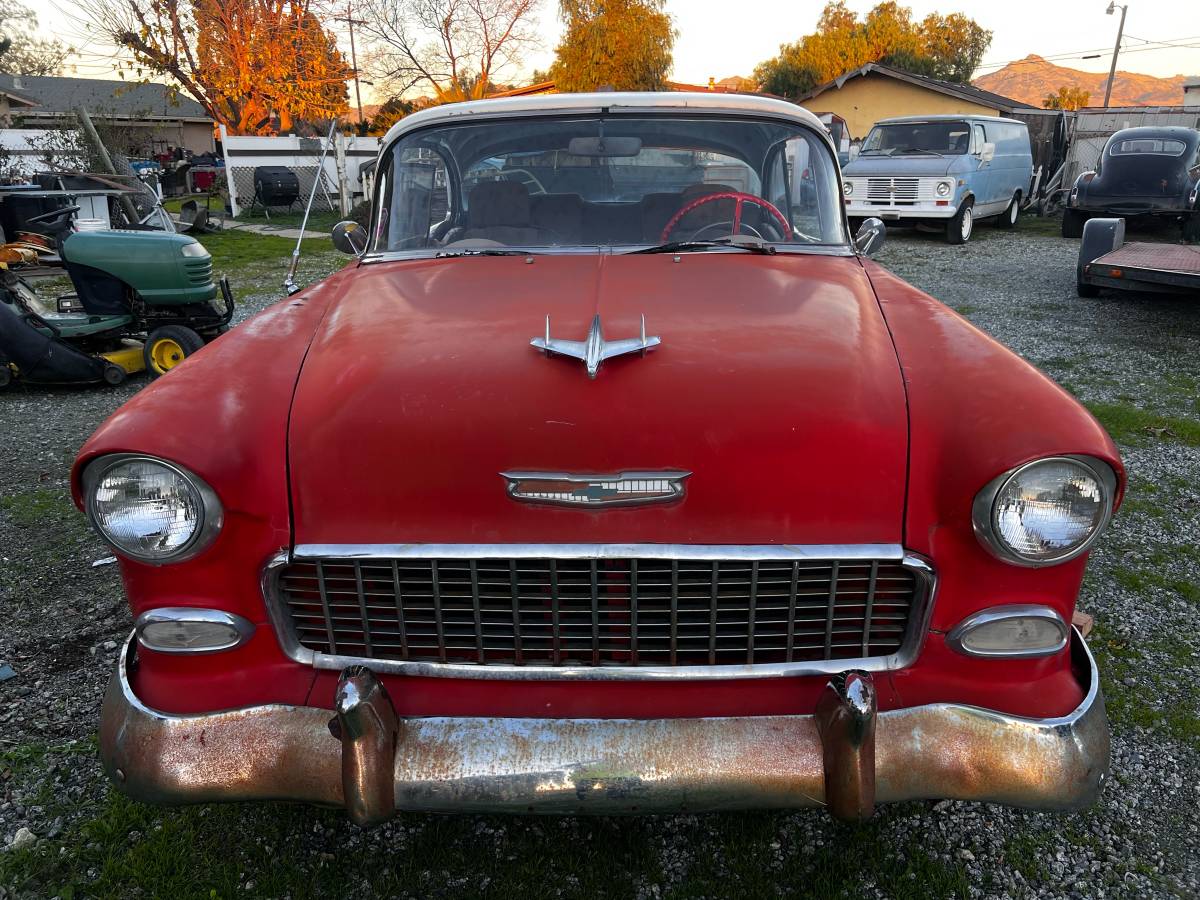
[{"left": 1063, "top": 126, "right": 1200, "bottom": 241}]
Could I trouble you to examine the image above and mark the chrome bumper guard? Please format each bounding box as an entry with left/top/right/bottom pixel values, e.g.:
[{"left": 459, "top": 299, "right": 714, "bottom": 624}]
[{"left": 99, "top": 631, "right": 1108, "bottom": 825}]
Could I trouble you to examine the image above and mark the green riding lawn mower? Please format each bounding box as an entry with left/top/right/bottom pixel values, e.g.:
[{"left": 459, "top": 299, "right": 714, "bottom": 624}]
[{"left": 0, "top": 204, "right": 233, "bottom": 388}]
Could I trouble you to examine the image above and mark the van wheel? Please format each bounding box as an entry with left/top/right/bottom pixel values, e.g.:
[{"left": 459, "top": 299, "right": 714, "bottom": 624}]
[
  {"left": 1062, "top": 209, "right": 1086, "bottom": 239},
  {"left": 945, "top": 200, "right": 974, "bottom": 244},
  {"left": 144, "top": 325, "right": 205, "bottom": 378},
  {"left": 1183, "top": 214, "right": 1200, "bottom": 244},
  {"left": 995, "top": 193, "right": 1020, "bottom": 229}
]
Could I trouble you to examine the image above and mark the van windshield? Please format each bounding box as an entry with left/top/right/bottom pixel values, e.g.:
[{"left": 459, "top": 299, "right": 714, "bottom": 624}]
[
  {"left": 370, "top": 115, "right": 847, "bottom": 254},
  {"left": 861, "top": 121, "right": 971, "bottom": 156}
]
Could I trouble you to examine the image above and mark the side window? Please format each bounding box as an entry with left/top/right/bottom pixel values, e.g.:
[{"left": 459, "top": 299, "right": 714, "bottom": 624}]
[{"left": 386, "top": 147, "right": 450, "bottom": 251}]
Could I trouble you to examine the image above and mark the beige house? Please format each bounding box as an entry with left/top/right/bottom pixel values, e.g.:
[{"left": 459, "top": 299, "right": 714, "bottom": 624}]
[
  {"left": 0, "top": 75, "right": 215, "bottom": 156},
  {"left": 795, "top": 63, "right": 1034, "bottom": 139}
]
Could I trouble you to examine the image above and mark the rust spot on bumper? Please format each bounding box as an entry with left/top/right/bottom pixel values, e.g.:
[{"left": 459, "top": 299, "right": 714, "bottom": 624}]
[{"left": 99, "top": 631, "right": 1107, "bottom": 820}]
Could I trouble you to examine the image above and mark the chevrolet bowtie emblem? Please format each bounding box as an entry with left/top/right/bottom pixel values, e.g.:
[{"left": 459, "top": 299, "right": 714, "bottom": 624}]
[
  {"left": 531, "top": 314, "right": 661, "bottom": 378},
  {"left": 501, "top": 471, "right": 690, "bottom": 507}
]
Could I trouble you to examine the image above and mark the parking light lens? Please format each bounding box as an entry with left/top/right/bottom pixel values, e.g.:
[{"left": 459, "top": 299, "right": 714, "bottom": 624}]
[
  {"left": 948, "top": 606, "right": 1068, "bottom": 658},
  {"left": 973, "top": 457, "right": 1114, "bottom": 566},
  {"left": 84, "top": 456, "right": 222, "bottom": 563},
  {"left": 137, "top": 608, "right": 254, "bottom": 653}
]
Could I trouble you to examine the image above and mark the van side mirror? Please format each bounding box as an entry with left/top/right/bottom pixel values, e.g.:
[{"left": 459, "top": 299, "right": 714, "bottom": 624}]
[
  {"left": 854, "top": 217, "right": 885, "bottom": 256},
  {"left": 979, "top": 142, "right": 996, "bottom": 163},
  {"left": 332, "top": 220, "right": 368, "bottom": 255},
  {"left": 848, "top": 144, "right": 861, "bottom": 161}
]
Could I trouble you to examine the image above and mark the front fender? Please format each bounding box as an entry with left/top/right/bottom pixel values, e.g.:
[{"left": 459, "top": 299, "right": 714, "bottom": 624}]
[{"left": 863, "top": 262, "right": 1124, "bottom": 636}]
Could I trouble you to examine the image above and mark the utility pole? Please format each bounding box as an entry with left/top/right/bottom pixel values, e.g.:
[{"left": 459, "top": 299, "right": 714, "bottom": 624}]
[
  {"left": 336, "top": 4, "right": 367, "bottom": 131},
  {"left": 1103, "top": 2, "right": 1129, "bottom": 108}
]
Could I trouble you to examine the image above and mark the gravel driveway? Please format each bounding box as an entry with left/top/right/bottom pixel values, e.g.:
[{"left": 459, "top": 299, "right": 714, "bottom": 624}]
[{"left": 1, "top": 223, "right": 1198, "bottom": 898}]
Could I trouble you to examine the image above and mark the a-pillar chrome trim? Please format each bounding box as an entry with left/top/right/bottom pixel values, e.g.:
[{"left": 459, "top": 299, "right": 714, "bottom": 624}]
[{"left": 259, "top": 545, "right": 936, "bottom": 681}]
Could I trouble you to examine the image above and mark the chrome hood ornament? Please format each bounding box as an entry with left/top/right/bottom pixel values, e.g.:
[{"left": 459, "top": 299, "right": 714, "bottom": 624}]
[
  {"left": 502, "top": 471, "right": 690, "bottom": 507},
  {"left": 531, "top": 314, "right": 661, "bottom": 378}
]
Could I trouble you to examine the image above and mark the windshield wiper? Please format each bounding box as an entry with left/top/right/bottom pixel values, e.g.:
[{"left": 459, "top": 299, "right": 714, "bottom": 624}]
[
  {"left": 434, "top": 248, "right": 535, "bottom": 258},
  {"left": 898, "top": 148, "right": 944, "bottom": 157},
  {"left": 626, "top": 236, "right": 777, "bottom": 255}
]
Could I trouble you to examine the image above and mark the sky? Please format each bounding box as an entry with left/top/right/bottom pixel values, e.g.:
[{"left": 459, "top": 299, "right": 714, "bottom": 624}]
[{"left": 43, "top": 0, "right": 1200, "bottom": 100}]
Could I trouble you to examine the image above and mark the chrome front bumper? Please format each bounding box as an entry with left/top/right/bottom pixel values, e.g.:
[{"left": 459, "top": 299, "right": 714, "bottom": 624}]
[{"left": 99, "top": 631, "right": 1108, "bottom": 824}]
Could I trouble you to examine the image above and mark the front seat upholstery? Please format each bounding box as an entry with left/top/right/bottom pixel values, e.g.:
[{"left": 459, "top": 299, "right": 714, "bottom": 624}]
[{"left": 452, "top": 181, "right": 547, "bottom": 245}]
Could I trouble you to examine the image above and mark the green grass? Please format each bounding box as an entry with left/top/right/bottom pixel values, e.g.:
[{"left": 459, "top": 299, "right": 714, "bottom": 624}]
[
  {"left": 1090, "top": 622, "right": 1200, "bottom": 742},
  {"left": 1086, "top": 400, "right": 1200, "bottom": 447},
  {"left": 0, "top": 488, "right": 69, "bottom": 528},
  {"left": 0, "top": 791, "right": 974, "bottom": 900}
]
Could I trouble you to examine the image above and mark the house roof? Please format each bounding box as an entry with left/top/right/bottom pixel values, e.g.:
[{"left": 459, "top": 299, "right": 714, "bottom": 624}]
[
  {"left": 0, "top": 75, "right": 211, "bottom": 122},
  {"left": 796, "top": 63, "right": 1034, "bottom": 113}
]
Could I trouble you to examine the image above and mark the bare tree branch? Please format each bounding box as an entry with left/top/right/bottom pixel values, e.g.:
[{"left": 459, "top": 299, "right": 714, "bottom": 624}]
[{"left": 359, "top": 0, "right": 539, "bottom": 102}]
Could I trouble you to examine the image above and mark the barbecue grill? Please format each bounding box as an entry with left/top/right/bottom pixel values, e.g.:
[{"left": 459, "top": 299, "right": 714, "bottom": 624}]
[{"left": 253, "top": 166, "right": 300, "bottom": 208}]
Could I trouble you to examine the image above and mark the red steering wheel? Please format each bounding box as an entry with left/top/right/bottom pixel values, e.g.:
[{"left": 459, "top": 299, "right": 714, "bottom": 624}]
[{"left": 660, "top": 191, "right": 791, "bottom": 243}]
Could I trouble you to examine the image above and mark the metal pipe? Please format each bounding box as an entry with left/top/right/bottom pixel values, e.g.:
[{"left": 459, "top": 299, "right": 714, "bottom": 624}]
[
  {"left": 284, "top": 120, "right": 338, "bottom": 295},
  {"left": 1103, "top": 3, "right": 1129, "bottom": 108}
]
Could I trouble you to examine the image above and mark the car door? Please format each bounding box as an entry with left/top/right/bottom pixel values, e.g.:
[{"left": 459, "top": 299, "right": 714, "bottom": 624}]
[{"left": 970, "top": 123, "right": 1001, "bottom": 213}]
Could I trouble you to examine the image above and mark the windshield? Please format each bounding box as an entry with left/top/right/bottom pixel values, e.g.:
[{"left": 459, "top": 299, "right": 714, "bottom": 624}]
[
  {"left": 861, "top": 121, "right": 970, "bottom": 156},
  {"left": 371, "top": 115, "right": 846, "bottom": 253}
]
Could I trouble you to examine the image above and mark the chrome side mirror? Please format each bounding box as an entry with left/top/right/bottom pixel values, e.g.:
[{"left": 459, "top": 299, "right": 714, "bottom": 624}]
[
  {"left": 854, "top": 217, "right": 885, "bottom": 256},
  {"left": 979, "top": 142, "right": 996, "bottom": 164},
  {"left": 332, "top": 220, "right": 368, "bottom": 256}
]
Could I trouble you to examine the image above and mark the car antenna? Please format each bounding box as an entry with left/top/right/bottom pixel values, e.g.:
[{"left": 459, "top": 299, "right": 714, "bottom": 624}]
[{"left": 284, "top": 119, "right": 338, "bottom": 296}]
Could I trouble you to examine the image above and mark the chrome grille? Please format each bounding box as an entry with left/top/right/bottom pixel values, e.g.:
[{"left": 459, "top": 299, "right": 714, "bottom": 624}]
[
  {"left": 866, "top": 177, "right": 920, "bottom": 200},
  {"left": 274, "top": 552, "right": 924, "bottom": 670}
]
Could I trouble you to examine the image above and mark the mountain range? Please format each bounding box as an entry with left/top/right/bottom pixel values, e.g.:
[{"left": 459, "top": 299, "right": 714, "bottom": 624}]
[{"left": 973, "top": 54, "right": 1192, "bottom": 108}]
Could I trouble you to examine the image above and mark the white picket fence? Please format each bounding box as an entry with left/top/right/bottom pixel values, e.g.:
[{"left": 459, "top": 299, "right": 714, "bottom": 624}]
[{"left": 218, "top": 127, "right": 381, "bottom": 217}]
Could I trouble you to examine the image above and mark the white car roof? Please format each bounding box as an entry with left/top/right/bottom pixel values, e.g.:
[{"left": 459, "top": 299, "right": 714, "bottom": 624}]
[
  {"left": 873, "top": 114, "right": 1026, "bottom": 126},
  {"left": 381, "top": 92, "right": 834, "bottom": 150}
]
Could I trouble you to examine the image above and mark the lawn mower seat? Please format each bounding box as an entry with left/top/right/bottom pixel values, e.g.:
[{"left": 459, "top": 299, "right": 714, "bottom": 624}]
[{"left": 61, "top": 256, "right": 130, "bottom": 317}]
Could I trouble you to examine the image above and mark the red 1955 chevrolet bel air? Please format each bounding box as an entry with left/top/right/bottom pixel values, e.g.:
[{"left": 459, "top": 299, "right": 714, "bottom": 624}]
[{"left": 74, "top": 93, "right": 1121, "bottom": 825}]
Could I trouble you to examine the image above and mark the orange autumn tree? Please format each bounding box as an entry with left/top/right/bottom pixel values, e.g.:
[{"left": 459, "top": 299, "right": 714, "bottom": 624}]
[
  {"left": 755, "top": 1, "right": 991, "bottom": 99},
  {"left": 76, "top": 0, "right": 350, "bottom": 134}
]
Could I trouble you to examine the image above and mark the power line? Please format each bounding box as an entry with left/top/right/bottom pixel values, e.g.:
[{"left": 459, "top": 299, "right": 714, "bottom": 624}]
[{"left": 973, "top": 37, "right": 1200, "bottom": 73}]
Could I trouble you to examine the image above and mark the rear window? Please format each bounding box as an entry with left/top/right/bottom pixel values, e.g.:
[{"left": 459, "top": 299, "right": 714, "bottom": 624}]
[{"left": 1109, "top": 138, "right": 1186, "bottom": 157}]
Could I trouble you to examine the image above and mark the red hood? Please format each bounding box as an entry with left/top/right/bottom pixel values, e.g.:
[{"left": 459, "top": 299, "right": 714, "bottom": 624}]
[{"left": 288, "top": 252, "right": 908, "bottom": 545}]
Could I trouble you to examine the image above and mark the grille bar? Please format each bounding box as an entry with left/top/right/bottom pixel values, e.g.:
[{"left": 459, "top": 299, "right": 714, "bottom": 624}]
[{"left": 273, "top": 550, "right": 929, "bottom": 674}]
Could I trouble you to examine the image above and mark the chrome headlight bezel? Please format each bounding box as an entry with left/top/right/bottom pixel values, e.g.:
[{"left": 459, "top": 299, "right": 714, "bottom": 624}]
[
  {"left": 936, "top": 180, "right": 952, "bottom": 197},
  {"left": 82, "top": 453, "right": 223, "bottom": 565},
  {"left": 842, "top": 181, "right": 853, "bottom": 196},
  {"left": 972, "top": 455, "right": 1116, "bottom": 568}
]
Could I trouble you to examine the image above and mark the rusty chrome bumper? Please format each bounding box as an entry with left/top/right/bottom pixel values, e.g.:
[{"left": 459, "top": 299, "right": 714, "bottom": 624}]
[{"left": 99, "top": 631, "right": 1108, "bottom": 824}]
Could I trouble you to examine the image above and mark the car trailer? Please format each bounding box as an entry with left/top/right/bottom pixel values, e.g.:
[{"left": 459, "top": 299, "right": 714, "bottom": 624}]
[{"left": 1077, "top": 218, "right": 1200, "bottom": 298}]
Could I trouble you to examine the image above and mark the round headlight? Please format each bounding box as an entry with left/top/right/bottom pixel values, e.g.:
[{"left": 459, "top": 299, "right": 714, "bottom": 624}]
[
  {"left": 179, "top": 241, "right": 209, "bottom": 258},
  {"left": 973, "top": 457, "right": 1114, "bottom": 566},
  {"left": 843, "top": 181, "right": 853, "bottom": 196},
  {"left": 936, "top": 181, "right": 952, "bottom": 197},
  {"left": 83, "top": 455, "right": 222, "bottom": 563}
]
